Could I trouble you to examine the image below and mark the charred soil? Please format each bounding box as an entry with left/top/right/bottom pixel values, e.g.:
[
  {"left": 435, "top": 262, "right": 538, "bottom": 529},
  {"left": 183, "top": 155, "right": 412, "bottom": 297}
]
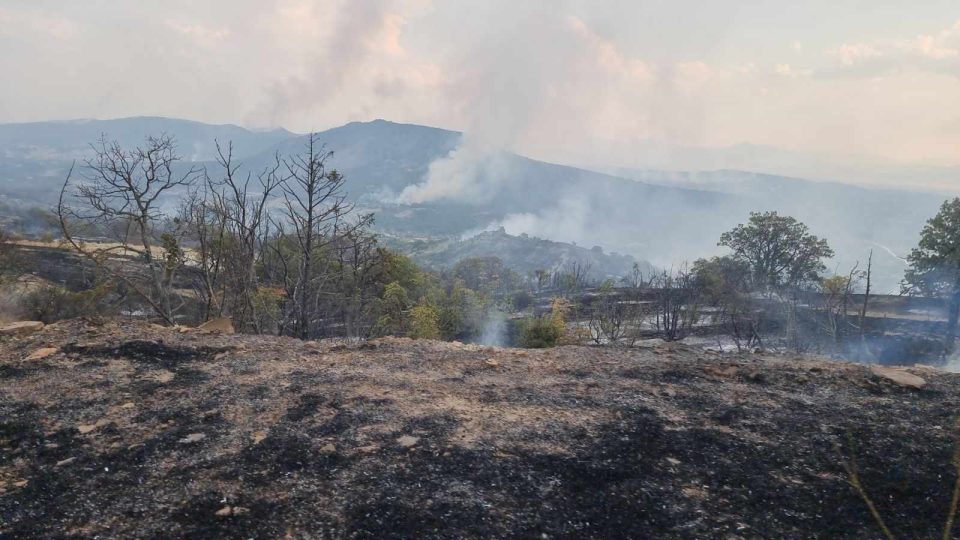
[{"left": 2, "top": 319, "right": 960, "bottom": 538}]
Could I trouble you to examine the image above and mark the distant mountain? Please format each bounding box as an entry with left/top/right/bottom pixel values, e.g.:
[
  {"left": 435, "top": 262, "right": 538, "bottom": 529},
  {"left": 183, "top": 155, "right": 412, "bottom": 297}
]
[
  {"left": 0, "top": 116, "right": 295, "bottom": 161},
  {"left": 601, "top": 168, "right": 946, "bottom": 292},
  {"left": 588, "top": 142, "right": 960, "bottom": 192},
  {"left": 0, "top": 117, "right": 295, "bottom": 205},
  {"left": 0, "top": 116, "right": 949, "bottom": 291}
]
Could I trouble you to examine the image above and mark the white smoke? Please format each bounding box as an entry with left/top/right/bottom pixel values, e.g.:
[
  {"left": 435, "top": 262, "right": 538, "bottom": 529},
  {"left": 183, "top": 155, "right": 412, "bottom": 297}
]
[
  {"left": 478, "top": 310, "right": 507, "bottom": 347},
  {"left": 397, "top": 137, "right": 509, "bottom": 204},
  {"left": 396, "top": 7, "right": 581, "bottom": 205}
]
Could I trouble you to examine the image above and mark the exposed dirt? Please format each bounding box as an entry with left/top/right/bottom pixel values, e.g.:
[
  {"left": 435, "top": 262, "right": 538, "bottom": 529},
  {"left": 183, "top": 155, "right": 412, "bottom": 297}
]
[{"left": 2, "top": 319, "right": 960, "bottom": 538}]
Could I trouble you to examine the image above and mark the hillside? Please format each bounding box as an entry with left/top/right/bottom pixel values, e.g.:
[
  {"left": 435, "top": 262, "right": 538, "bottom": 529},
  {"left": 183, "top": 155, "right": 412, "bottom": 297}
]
[
  {"left": 2, "top": 319, "right": 960, "bottom": 538},
  {"left": 0, "top": 117, "right": 949, "bottom": 290},
  {"left": 382, "top": 228, "right": 653, "bottom": 280}
]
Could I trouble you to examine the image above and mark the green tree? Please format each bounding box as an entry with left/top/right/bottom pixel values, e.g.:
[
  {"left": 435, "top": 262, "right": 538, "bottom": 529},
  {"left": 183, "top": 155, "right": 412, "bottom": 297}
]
[
  {"left": 375, "top": 281, "right": 410, "bottom": 336},
  {"left": 439, "top": 280, "right": 487, "bottom": 340},
  {"left": 409, "top": 300, "right": 441, "bottom": 340},
  {"left": 903, "top": 198, "right": 960, "bottom": 350},
  {"left": 719, "top": 211, "right": 833, "bottom": 293}
]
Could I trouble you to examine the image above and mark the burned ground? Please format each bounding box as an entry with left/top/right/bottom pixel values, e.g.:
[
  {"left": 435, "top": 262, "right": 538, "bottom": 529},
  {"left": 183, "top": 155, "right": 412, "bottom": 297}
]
[{"left": 2, "top": 320, "right": 960, "bottom": 538}]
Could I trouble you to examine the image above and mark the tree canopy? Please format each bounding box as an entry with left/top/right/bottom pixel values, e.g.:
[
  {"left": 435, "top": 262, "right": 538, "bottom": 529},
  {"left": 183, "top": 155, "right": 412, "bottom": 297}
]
[
  {"left": 719, "top": 211, "right": 833, "bottom": 292},
  {"left": 903, "top": 198, "right": 960, "bottom": 297}
]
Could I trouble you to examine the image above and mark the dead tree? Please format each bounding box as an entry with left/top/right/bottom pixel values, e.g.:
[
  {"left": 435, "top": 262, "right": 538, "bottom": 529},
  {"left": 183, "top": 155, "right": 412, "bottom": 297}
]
[
  {"left": 180, "top": 186, "right": 226, "bottom": 322},
  {"left": 331, "top": 217, "right": 379, "bottom": 338},
  {"left": 206, "top": 142, "right": 285, "bottom": 332},
  {"left": 587, "top": 280, "right": 648, "bottom": 346},
  {"left": 281, "top": 134, "right": 354, "bottom": 339},
  {"left": 650, "top": 266, "right": 701, "bottom": 341},
  {"left": 859, "top": 249, "right": 873, "bottom": 341},
  {"left": 554, "top": 260, "right": 592, "bottom": 297},
  {"left": 57, "top": 135, "right": 201, "bottom": 324}
]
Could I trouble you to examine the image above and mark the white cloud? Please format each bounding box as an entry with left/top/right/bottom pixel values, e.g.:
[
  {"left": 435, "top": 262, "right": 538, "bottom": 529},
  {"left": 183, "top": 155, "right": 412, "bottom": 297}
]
[
  {"left": 2, "top": 2, "right": 960, "bottom": 169},
  {"left": 165, "top": 20, "right": 231, "bottom": 48},
  {"left": 831, "top": 43, "right": 882, "bottom": 66},
  {"left": 0, "top": 5, "right": 78, "bottom": 40}
]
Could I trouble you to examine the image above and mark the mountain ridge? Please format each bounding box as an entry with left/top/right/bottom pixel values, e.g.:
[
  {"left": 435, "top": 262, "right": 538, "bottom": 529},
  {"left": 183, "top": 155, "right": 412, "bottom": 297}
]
[{"left": 0, "top": 116, "right": 948, "bottom": 290}]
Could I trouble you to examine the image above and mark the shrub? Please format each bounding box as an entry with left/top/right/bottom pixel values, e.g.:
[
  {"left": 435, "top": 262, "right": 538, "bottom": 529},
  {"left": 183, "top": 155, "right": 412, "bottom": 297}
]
[
  {"left": 409, "top": 301, "right": 441, "bottom": 340},
  {"left": 21, "top": 282, "right": 113, "bottom": 323},
  {"left": 510, "top": 290, "right": 534, "bottom": 311},
  {"left": 518, "top": 315, "right": 562, "bottom": 348}
]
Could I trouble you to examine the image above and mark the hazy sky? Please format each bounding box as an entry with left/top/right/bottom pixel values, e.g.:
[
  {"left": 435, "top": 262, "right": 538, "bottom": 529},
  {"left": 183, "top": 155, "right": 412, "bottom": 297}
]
[{"left": 2, "top": 0, "right": 959, "bottom": 167}]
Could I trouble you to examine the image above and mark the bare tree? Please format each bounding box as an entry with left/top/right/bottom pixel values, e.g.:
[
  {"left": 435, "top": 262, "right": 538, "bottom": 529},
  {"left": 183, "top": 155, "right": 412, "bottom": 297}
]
[
  {"left": 281, "top": 134, "right": 355, "bottom": 339},
  {"left": 650, "top": 266, "right": 701, "bottom": 341},
  {"left": 58, "top": 135, "right": 201, "bottom": 324},
  {"left": 554, "top": 260, "right": 592, "bottom": 297},
  {"left": 205, "top": 141, "right": 285, "bottom": 332},
  {"left": 587, "top": 279, "right": 649, "bottom": 346},
  {"left": 859, "top": 249, "right": 873, "bottom": 342}
]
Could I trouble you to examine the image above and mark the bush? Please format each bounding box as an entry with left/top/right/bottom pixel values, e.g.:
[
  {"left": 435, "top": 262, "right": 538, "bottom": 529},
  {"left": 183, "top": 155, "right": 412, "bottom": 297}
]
[
  {"left": 510, "top": 290, "right": 534, "bottom": 311},
  {"left": 22, "top": 283, "right": 113, "bottom": 323},
  {"left": 409, "top": 301, "right": 441, "bottom": 340},
  {"left": 518, "top": 315, "right": 562, "bottom": 348}
]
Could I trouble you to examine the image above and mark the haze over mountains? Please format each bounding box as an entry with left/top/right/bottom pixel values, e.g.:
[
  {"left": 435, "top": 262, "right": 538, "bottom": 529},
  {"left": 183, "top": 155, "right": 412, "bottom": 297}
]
[{"left": 0, "top": 116, "right": 948, "bottom": 291}]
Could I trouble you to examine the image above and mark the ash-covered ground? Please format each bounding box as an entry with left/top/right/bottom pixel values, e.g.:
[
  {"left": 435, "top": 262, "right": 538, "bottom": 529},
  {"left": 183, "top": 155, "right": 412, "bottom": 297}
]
[{"left": 2, "top": 319, "right": 960, "bottom": 538}]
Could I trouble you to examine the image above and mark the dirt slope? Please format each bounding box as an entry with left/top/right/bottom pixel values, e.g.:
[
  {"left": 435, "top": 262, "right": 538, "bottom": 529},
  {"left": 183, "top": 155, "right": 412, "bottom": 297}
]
[{"left": 2, "top": 320, "right": 960, "bottom": 539}]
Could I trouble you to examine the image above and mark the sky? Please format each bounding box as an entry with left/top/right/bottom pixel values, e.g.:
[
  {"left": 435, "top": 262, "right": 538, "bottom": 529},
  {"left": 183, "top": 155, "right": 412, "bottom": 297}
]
[{"left": 2, "top": 0, "right": 960, "bottom": 171}]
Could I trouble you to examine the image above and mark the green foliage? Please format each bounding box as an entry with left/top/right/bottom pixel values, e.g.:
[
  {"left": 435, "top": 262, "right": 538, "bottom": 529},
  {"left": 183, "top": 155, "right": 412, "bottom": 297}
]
[
  {"left": 438, "top": 279, "right": 488, "bottom": 341},
  {"left": 692, "top": 255, "right": 752, "bottom": 304},
  {"left": 518, "top": 297, "right": 568, "bottom": 348},
  {"left": 160, "top": 233, "right": 184, "bottom": 278},
  {"left": 249, "top": 287, "right": 283, "bottom": 331},
  {"left": 22, "top": 282, "right": 113, "bottom": 323},
  {"left": 380, "top": 249, "right": 432, "bottom": 298},
  {"left": 903, "top": 198, "right": 960, "bottom": 297},
  {"left": 719, "top": 211, "right": 833, "bottom": 292},
  {"left": 375, "top": 281, "right": 411, "bottom": 335},
  {"left": 518, "top": 315, "right": 563, "bottom": 348},
  {"left": 903, "top": 198, "right": 960, "bottom": 349},
  {"left": 409, "top": 300, "right": 441, "bottom": 340},
  {"left": 452, "top": 256, "right": 521, "bottom": 295}
]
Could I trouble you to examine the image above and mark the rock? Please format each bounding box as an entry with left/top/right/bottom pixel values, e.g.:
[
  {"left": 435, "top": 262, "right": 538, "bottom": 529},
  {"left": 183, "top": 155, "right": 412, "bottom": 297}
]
[
  {"left": 396, "top": 435, "right": 420, "bottom": 448},
  {"left": 178, "top": 433, "right": 206, "bottom": 444},
  {"left": 197, "top": 317, "right": 235, "bottom": 334},
  {"left": 13, "top": 480, "right": 28, "bottom": 488},
  {"left": 55, "top": 457, "right": 76, "bottom": 467},
  {"left": 0, "top": 321, "right": 44, "bottom": 336},
  {"left": 485, "top": 359, "right": 501, "bottom": 368},
  {"left": 77, "top": 424, "right": 97, "bottom": 434},
  {"left": 870, "top": 365, "right": 927, "bottom": 389},
  {"left": 215, "top": 505, "right": 249, "bottom": 517},
  {"left": 25, "top": 347, "right": 58, "bottom": 361},
  {"left": 913, "top": 364, "right": 941, "bottom": 372},
  {"left": 147, "top": 370, "right": 175, "bottom": 383},
  {"left": 320, "top": 443, "right": 337, "bottom": 454}
]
